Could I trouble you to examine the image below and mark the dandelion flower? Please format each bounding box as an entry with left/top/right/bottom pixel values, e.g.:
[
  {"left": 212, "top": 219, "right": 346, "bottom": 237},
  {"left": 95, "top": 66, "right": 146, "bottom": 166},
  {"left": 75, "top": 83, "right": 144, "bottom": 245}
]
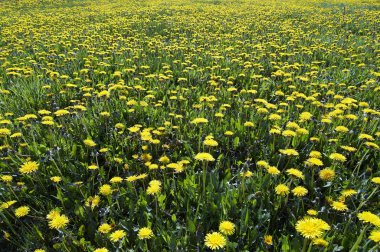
[
  {"left": 85, "top": 194, "right": 101, "bottom": 209},
  {"left": 295, "top": 217, "right": 330, "bottom": 239},
  {"left": 194, "top": 152, "right": 215, "bottom": 162},
  {"left": 147, "top": 180, "right": 161, "bottom": 195},
  {"left": 299, "top": 112, "right": 313, "bottom": 121},
  {"left": 305, "top": 158, "right": 323, "bottom": 167},
  {"left": 279, "top": 148, "right": 299, "bottom": 156},
  {"left": 83, "top": 139, "right": 97, "bottom": 147},
  {"left": 313, "top": 238, "right": 329, "bottom": 247},
  {"left": 49, "top": 214, "right": 69, "bottom": 229},
  {"left": 191, "top": 118, "right": 208, "bottom": 124},
  {"left": 1, "top": 175, "right": 13, "bottom": 183},
  {"left": 286, "top": 168, "right": 304, "bottom": 180},
  {"left": 335, "top": 126, "right": 349, "bottom": 133},
  {"left": 371, "top": 177, "right": 380, "bottom": 185},
  {"left": 109, "top": 230, "right": 126, "bottom": 242},
  {"left": 282, "top": 130, "right": 296, "bottom": 137},
  {"left": 357, "top": 212, "right": 380, "bottom": 226},
  {"left": 244, "top": 121, "right": 254, "bottom": 127},
  {"left": 264, "top": 235, "right": 273, "bottom": 245},
  {"left": 94, "top": 248, "right": 109, "bottom": 252},
  {"left": 19, "top": 161, "right": 39, "bottom": 174},
  {"left": 257, "top": 160, "right": 269, "bottom": 168},
  {"left": 267, "top": 166, "right": 280, "bottom": 175},
  {"left": 219, "top": 221, "right": 235, "bottom": 235},
  {"left": 138, "top": 227, "right": 154, "bottom": 239},
  {"left": 319, "top": 169, "right": 335, "bottom": 181},
  {"left": 309, "top": 151, "right": 322, "bottom": 158},
  {"left": 292, "top": 186, "right": 308, "bottom": 197},
  {"left": 46, "top": 209, "right": 61, "bottom": 220},
  {"left": 307, "top": 209, "right": 318, "bottom": 216},
  {"left": 275, "top": 184, "right": 289, "bottom": 196},
  {"left": 369, "top": 230, "right": 380, "bottom": 243},
  {"left": 204, "top": 232, "right": 226, "bottom": 250},
  {"left": 98, "top": 223, "right": 112, "bottom": 234},
  {"left": 329, "top": 153, "right": 346, "bottom": 162},
  {"left": 50, "top": 176, "right": 61, "bottom": 183},
  {"left": 15, "top": 206, "right": 30, "bottom": 218},
  {"left": 99, "top": 184, "right": 113, "bottom": 196},
  {"left": 204, "top": 139, "right": 218, "bottom": 147},
  {"left": 331, "top": 201, "right": 348, "bottom": 211}
]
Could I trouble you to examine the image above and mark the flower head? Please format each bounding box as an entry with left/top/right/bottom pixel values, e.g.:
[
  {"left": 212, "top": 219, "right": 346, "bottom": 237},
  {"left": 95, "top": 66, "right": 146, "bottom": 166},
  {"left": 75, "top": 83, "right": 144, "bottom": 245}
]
[
  {"left": 15, "top": 206, "right": 30, "bottom": 218},
  {"left": 138, "top": 227, "right": 154, "bottom": 239},
  {"left": 369, "top": 230, "right": 380, "bottom": 243},
  {"left": 219, "top": 221, "right": 235, "bottom": 235},
  {"left": 331, "top": 201, "right": 348, "bottom": 211},
  {"left": 292, "top": 186, "right": 308, "bottom": 197},
  {"left": 295, "top": 217, "right": 330, "bottom": 239},
  {"left": 98, "top": 223, "right": 112, "bottom": 234},
  {"left": 19, "top": 161, "right": 39, "bottom": 174},
  {"left": 49, "top": 214, "right": 69, "bottom": 229},
  {"left": 319, "top": 168, "right": 335, "bottom": 181},
  {"left": 109, "top": 230, "right": 126, "bottom": 242},
  {"left": 83, "top": 139, "right": 97, "bottom": 147},
  {"left": 204, "top": 232, "right": 226, "bottom": 250},
  {"left": 194, "top": 152, "right": 215, "bottom": 162},
  {"left": 357, "top": 211, "right": 380, "bottom": 226},
  {"left": 264, "top": 235, "right": 273, "bottom": 245},
  {"left": 275, "top": 184, "right": 289, "bottom": 196}
]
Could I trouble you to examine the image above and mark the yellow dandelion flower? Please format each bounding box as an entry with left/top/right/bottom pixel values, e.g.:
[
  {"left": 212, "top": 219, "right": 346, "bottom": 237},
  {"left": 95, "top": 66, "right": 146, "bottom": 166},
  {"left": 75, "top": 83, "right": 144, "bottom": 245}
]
[
  {"left": 371, "top": 177, "right": 380, "bottom": 185},
  {"left": 204, "top": 232, "right": 226, "bottom": 250},
  {"left": 147, "top": 180, "right": 161, "bottom": 195},
  {"left": 305, "top": 158, "right": 323, "bottom": 167},
  {"left": 19, "top": 161, "right": 39, "bottom": 174},
  {"left": 50, "top": 176, "right": 61, "bottom": 183},
  {"left": 295, "top": 217, "right": 330, "bottom": 239},
  {"left": 313, "top": 238, "right": 329, "bottom": 247},
  {"left": 319, "top": 168, "right": 335, "bottom": 181},
  {"left": 309, "top": 151, "right": 322, "bottom": 158},
  {"left": 46, "top": 209, "right": 61, "bottom": 220},
  {"left": 1, "top": 175, "right": 13, "bottom": 183},
  {"left": 329, "top": 153, "right": 346, "bottom": 162},
  {"left": 267, "top": 166, "right": 280, "bottom": 175},
  {"left": 99, "top": 184, "right": 113, "bottom": 196},
  {"left": 286, "top": 168, "right": 304, "bottom": 180},
  {"left": 94, "top": 248, "right": 109, "bottom": 252},
  {"left": 194, "top": 152, "right": 215, "bottom": 162},
  {"left": 109, "top": 230, "right": 126, "bottom": 242},
  {"left": 292, "top": 186, "right": 308, "bottom": 197},
  {"left": 264, "top": 235, "right": 273, "bottom": 245},
  {"left": 244, "top": 121, "right": 254, "bottom": 127},
  {"left": 83, "top": 139, "right": 97, "bottom": 147},
  {"left": 307, "top": 209, "right": 318, "bottom": 216},
  {"left": 98, "top": 223, "right": 112, "bottom": 234},
  {"left": 15, "top": 206, "right": 30, "bottom": 218},
  {"left": 357, "top": 212, "right": 380, "bottom": 226},
  {"left": 275, "top": 184, "right": 289, "bottom": 196},
  {"left": 85, "top": 195, "right": 101, "bottom": 210},
  {"left": 138, "top": 227, "right": 154, "bottom": 239},
  {"left": 335, "top": 126, "right": 349, "bottom": 133},
  {"left": 48, "top": 214, "right": 69, "bottom": 229},
  {"left": 369, "top": 230, "right": 380, "bottom": 243},
  {"left": 279, "top": 148, "right": 299, "bottom": 156},
  {"left": 204, "top": 139, "right": 218, "bottom": 147},
  {"left": 191, "top": 118, "right": 208, "bottom": 124},
  {"left": 331, "top": 201, "right": 348, "bottom": 211},
  {"left": 219, "top": 221, "right": 235, "bottom": 235}
]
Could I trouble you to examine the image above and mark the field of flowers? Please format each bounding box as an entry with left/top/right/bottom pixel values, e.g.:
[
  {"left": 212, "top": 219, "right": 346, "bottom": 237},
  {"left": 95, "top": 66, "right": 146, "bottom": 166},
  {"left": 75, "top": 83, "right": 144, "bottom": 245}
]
[{"left": 0, "top": 0, "right": 379, "bottom": 251}]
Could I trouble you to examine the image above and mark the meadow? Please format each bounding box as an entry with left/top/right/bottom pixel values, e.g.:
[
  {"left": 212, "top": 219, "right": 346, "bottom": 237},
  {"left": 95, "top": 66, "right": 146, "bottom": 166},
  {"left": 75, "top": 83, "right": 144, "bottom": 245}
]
[{"left": 0, "top": 0, "right": 379, "bottom": 251}]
